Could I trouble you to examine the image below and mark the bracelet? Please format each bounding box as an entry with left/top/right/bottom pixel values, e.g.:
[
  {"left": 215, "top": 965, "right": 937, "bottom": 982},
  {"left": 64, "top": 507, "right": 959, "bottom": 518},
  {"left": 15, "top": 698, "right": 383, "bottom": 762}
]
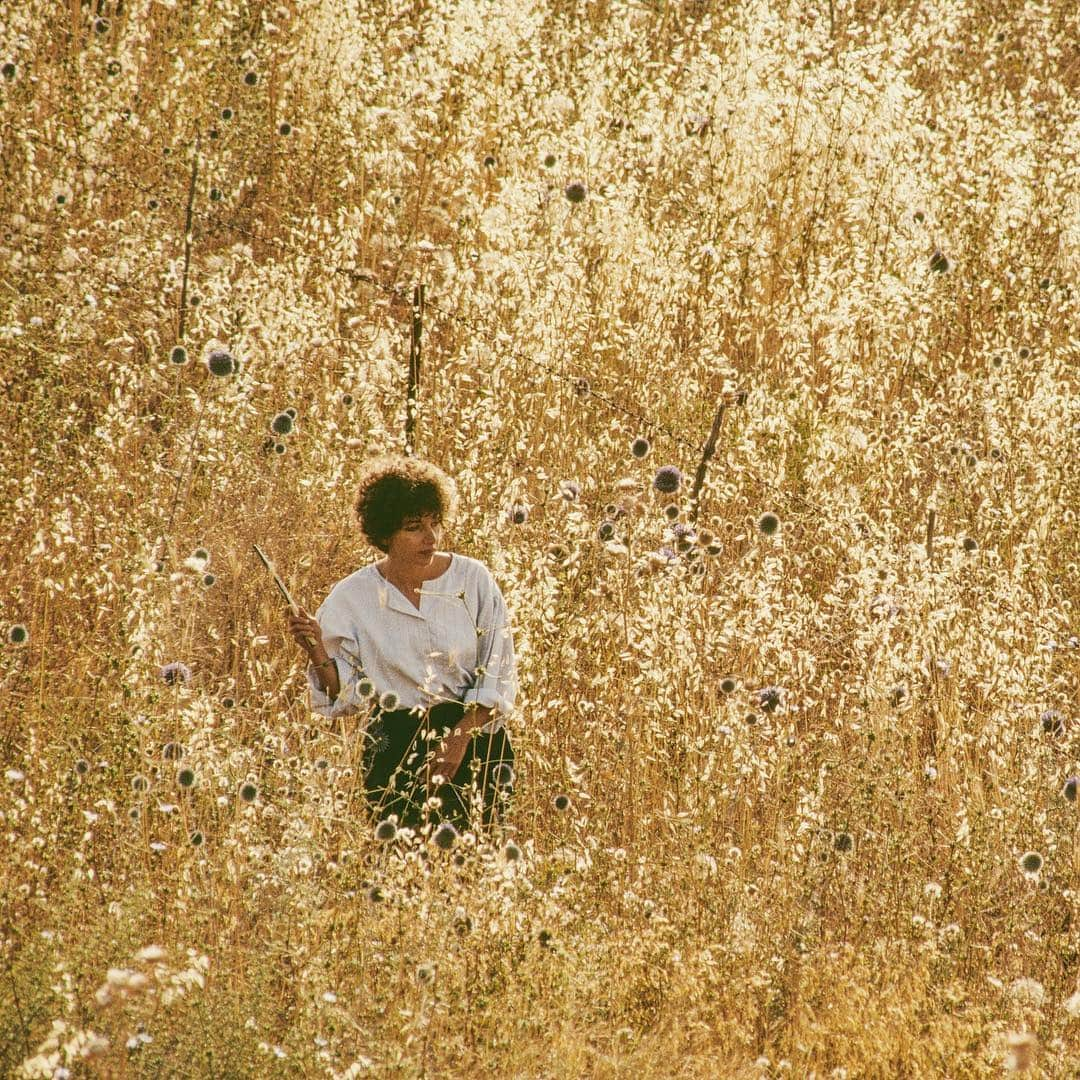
[{"left": 313, "top": 658, "right": 335, "bottom": 670}]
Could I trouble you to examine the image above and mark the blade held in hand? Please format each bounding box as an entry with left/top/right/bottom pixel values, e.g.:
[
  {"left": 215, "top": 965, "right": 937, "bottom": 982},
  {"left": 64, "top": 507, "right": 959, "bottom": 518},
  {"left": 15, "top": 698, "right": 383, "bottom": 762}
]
[{"left": 252, "top": 543, "right": 299, "bottom": 615}]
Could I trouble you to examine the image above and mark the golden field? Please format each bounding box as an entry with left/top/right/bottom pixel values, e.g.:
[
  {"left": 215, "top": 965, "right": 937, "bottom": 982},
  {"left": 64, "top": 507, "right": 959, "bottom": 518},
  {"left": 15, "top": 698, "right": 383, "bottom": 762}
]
[{"left": 1, "top": 0, "right": 1078, "bottom": 1075}]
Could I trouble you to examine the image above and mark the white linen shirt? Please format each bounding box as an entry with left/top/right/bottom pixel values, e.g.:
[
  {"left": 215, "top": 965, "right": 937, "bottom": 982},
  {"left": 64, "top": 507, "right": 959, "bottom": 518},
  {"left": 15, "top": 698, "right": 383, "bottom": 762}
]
[{"left": 307, "top": 554, "right": 516, "bottom": 731}]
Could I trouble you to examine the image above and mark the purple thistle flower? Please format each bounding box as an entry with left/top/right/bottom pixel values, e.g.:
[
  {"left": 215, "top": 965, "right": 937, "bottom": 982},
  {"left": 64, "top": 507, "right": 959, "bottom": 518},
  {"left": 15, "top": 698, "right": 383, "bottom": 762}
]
[
  {"left": 753, "top": 686, "right": 782, "bottom": 713},
  {"left": 160, "top": 661, "right": 192, "bottom": 686}
]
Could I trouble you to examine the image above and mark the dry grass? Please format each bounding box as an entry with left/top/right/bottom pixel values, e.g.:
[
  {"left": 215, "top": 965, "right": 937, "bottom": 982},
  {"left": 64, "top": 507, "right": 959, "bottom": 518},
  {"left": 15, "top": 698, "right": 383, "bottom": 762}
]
[{"left": 1, "top": 0, "right": 1078, "bottom": 1075}]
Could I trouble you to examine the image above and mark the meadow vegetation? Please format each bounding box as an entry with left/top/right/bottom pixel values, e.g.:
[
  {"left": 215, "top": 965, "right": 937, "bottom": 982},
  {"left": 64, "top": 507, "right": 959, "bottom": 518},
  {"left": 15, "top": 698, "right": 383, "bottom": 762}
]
[{"left": 1, "top": 0, "right": 1078, "bottom": 1075}]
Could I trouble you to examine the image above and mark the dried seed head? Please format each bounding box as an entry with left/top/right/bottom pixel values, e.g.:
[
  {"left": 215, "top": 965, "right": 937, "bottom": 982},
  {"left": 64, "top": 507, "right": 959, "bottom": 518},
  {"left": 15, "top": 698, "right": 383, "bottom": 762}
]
[
  {"left": 509, "top": 503, "right": 529, "bottom": 525},
  {"left": 553, "top": 793, "right": 571, "bottom": 812},
  {"left": 374, "top": 819, "right": 397, "bottom": 843},
  {"left": 160, "top": 661, "right": 192, "bottom": 686},
  {"left": 270, "top": 412, "right": 294, "bottom": 436},
  {"left": 169, "top": 345, "right": 188, "bottom": 365},
  {"left": 7, "top": 624, "right": 28, "bottom": 646},
  {"left": 564, "top": 181, "right": 587, "bottom": 203},
  {"left": 176, "top": 768, "right": 196, "bottom": 789},
  {"left": 239, "top": 782, "right": 258, "bottom": 803},
  {"left": 432, "top": 822, "right": 459, "bottom": 850},
  {"left": 631, "top": 436, "right": 651, "bottom": 459},
  {"left": 1063, "top": 776, "right": 1079, "bottom": 802},
  {"left": 833, "top": 832, "right": 853, "bottom": 853},
  {"left": 929, "top": 250, "right": 950, "bottom": 273},
  {"left": 205, "top": 349, "right": 237, "bottom": 377},
  {"left": 653, "top": 466, "right": 682, "bottom": 494},
  {"left": 757, "top": 512, "right": 780, "bottom": 537},
  {"left": 1019, "top": 851, "right": 1043, "bottom": 874}
]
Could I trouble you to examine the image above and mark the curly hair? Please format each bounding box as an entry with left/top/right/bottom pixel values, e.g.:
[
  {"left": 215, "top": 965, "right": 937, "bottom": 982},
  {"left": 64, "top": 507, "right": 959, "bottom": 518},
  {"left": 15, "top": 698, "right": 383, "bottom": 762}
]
[{"left": 353, "top": 455, "right": 458, "bottom": 552}]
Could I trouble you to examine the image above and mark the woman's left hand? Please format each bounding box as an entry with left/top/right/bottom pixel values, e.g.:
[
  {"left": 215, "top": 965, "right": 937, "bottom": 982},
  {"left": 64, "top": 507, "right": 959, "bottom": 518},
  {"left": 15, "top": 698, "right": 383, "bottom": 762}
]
[{"left": 429, "top": 706, "right": 490, "bottom": 787}]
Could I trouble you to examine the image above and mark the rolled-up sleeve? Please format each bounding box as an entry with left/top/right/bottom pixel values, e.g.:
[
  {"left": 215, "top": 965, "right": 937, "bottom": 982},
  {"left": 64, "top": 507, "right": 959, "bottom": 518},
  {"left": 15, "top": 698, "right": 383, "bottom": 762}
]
[
  {"left": 463, "top": 572, "right": 517, "bottom": 720},
  {"left": 307, "top": 601, "right": 369, "bottom": 721}
]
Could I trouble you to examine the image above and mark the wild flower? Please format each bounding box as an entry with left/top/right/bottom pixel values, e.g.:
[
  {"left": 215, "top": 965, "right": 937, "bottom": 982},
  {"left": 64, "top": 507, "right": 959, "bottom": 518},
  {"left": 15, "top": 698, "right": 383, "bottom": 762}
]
[
  {"left": 720, "top": 677, "right": 737, "bottom": 694},
  {"left": 1019, "top": 851, "right": 1043, "bottom": 874},
  {"left": 270, "top": 412, "right": 294, "bottom": 436},
  {"left": 239, "top": 782, "right": 258, "bottom": 803},
  {"left": 559, "top": 480, "right": 581, "bottom": 502},
  {"left": 279, "top": 122, "right": 292, "bottom": 136},
  {"left": 753, "top": 686, "right": 782, "bottom": 713},
  {"left": 564, "top": 181, "right": 587, "bottom": 203},
  {"left": 374, "top": 819, "right": 397, "bottom": 842},
  {"left": 169, "top": 345, "right": 188, "bottom": 365},
  {"left": 508, "top": 503, "right": 529, "bottom": 525},
  {"left": 1040, "top": 710, "right": 1064, "bottom": 736},
  {"left": 7, "top": 623, "right": 28, "bottom": 646},
  {"left": 597, "top": 521, "right": 616, "bottom": 541},
  {"left": 379, "top": 691, "right": 399, "bottom": 711},
  {"left": 1063, "top": 776, "right": 1078, "bottom": 802},
  {"left": 160, "top": 662, "right": 192, "bottom": 686},
  {"left": 416, "top": 963, "right": 435, "bottom": 984},
  {"left": 176, "top": 768, "right": 196, "bottom": 789},
  {"left": 833, "top": 832, "right": 854, "bottom": 853},
  {"left": 757, "top": 512, "right": 780, "bottom": 536},
  {"left": 503, "top": 840, "right": 522, "bottom": 862},
  {"left": 553, "top": 793, "right": 571, "bottom": 812},
  {"left": 631, "top": 436, "right": 651, "bottom": 458},
  {"left": 929, "top": 250, "right": 950, "bottom": 273},
  {"left": 162, "top": 743, "right": 184, "bottom": 761},
  {"left": 205, "top": 349, "right": 237, "bottom": 377},
  {"left": 244, "top": 71, "right": 258, "bottom": 86},
  {"left": 653, "top": 466, "right": 682, "bottom": 494},
  {"left": 432, "top": 822, "right": 458, "bottom": 850},
  {"left": 131, "top": 774, "right": 150, "bottom": 793},
  {"left": 75, "top": 758, "right": 90, "bottom": 775}
]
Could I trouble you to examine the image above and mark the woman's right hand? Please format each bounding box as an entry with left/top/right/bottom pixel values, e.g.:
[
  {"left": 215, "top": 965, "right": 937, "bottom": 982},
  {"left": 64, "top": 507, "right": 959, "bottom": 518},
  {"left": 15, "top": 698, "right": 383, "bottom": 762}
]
[{"left": 288, "top": 607, "right": 324, "bottom": 659}]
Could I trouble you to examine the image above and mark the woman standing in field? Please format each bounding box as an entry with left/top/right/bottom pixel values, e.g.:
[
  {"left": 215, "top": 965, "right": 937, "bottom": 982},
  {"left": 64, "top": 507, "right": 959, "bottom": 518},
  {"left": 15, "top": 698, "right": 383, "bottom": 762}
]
[{"left": 288, "top": 456, "right": 517, "bottom": 830}]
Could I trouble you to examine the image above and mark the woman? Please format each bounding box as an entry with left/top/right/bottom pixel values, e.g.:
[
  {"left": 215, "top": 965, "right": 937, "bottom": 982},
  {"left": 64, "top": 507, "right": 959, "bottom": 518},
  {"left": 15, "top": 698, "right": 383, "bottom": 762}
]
[{"left": 288, "top": 455, "right": 516, "bottom": 830}]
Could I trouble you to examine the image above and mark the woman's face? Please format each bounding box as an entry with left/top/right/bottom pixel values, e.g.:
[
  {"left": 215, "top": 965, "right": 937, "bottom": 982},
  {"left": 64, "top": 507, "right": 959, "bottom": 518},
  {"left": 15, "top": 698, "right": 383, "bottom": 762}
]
[{"left": 386, "top": 512, "right": 442, "bottom": 567}]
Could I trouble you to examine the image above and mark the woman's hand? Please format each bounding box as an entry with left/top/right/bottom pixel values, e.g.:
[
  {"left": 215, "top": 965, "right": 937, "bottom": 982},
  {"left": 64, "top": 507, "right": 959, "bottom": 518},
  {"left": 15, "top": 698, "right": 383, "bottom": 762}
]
[
  {"left": 288, "top": 607, "right": 324, "bottom": 658},
  {"left": 289, "top": 608, "right": 340, "bottom": 701},
  {"left": 428, "top": 706, "right": 491, "bottom": 790}
]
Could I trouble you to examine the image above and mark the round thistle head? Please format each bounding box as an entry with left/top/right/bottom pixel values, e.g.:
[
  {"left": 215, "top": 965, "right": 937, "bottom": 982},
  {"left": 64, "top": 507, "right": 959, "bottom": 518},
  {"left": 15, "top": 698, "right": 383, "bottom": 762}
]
[
  {"left": 189, "top": 830, "right": 204, "bottom": 847},
  {"left": 147, "top": 198, "right": 159, "bottom": 211},
  {"left": 553, "top": 793, "right": 571, "bottom": 812},
  {"left": 653, "top": 466, "right": 682, "bottom": 495},
  {"left": 205, "top": 349, "right": 237, "bottom": 377},
  {"left": 1018, "top": 346, "right": 1031, "bottom": 360},
  {"left": 929, "top": 250, "right": 950, "bottom": 273},
  {"left": 176, "top": 767, "right": 196, "bottom": 789},
  {"left": 833, "top": 832, "right": 853, "bottom": 853},
  {"left": 160, "top": 661, "right": 192, "bottom": 686},
  {"left": 106, "top": 59, "right": 120, "bottom": 76},
  {"left": 94, "top": 17, "right": 109, "bottom": 33},
  {"left": 209, "top": 187, "right": 222, "bottom": 202},
  {"left": 961, "top": 536, "right": 978, "bottom": 553},
  {"left": 543, "top": 154, "right": 556, "bottom": 168},
  {"left": 366, "top": 884, "right": 385, "bottom": 903},
  {"left": 270, "top": 411, "right": 294, "bottom": 436},
  {"left": 273, "top": 441, "right": 286, "bottom": 455},
  {"left": 191, "top": 547, "right": 210, "bottom": 565},
  {"left": 573, "top": 377, "right": 590, "bottom": 397},
  {"left": 1019, "top": 850, "right": 1043, "bottom": 874},
  {"left": 564, "top": 181, "right": 587, "bottom": 203},
  {"left": 597, "top": 521, "right": 616, "bottom": 542},
  {"left": 503, "top": 840, "right": 522, "bottom": 862},
  {"left": 378, "top": 691, "right": 399, "bottom": 712},
  {"left": 356, "top": 678, "right": 375, "bottom": 699},
  {"left": 719, "top": 677, "right": 737, "bottom": 694},
  {"left": 374, "top": 819, "right": 397, "bottom": 843},
  {"left": 483, "top": 155, "right": 496, "bottom": 167},
  {"left": 509, "top": 503, "right": 529, "bottom": 526},
  {"left": 913, "top": 209, "right": 925, "bottom": 223},
  {"left": 7, "top": 624, "right": 28, "bottom": 646},
  {"left": 1063, "top": 776, "right": 1078, "bottom": 803},
  {"left": 278, "top": 122, "right": 292, "bottom": 136},
  {"left": 221, "top": 107, "right": 234, "bottom": 120},
  {"left": 162, "top": 742, "right": 184, "bottom": 761},
  {"left": 75, "top": 758, "right": 90, "bottom": 776},
  {"left": 416, "top": 963, "right": 435, "bottom": 984},
  {"left": 244, "top": 71, "right": 258, "bottom": 86},
  {"left": 631, "top": 436, "right": 651, "bottom": 459},
  {"left": 341, "top": 392, "right": 354, "bottom": 406},
  {"left": 432, "top": 822, "right": 459, "bottom": 850},
  {"left": 493, "top": 762, "right": 514, "bottom": 787},
  {"left": 170, "top": 345, "right": 188, "bottom": 365},
  {"left": 131, "top": 774, "right": 150, "bottom": 793},
  {"left": 1, "top": 62, "right": 15, "bottom": 80},
  {"left": 663, "top": 503, "right": 680, "bottom": 521},
  {"left": 559, "top": 480, "right": 581, "bottom": 503},
  {"left": 757, "top": 512, "right": 780, "bottom": 537},
  {"left": 201, "top": 573, "right": 216, "bottom": 588},
  {"left": 239, "top": 782, "right": 258, "bottom": 803},
  {"left": 221, "top": 696, "right": 235, "bottom": 709}
]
